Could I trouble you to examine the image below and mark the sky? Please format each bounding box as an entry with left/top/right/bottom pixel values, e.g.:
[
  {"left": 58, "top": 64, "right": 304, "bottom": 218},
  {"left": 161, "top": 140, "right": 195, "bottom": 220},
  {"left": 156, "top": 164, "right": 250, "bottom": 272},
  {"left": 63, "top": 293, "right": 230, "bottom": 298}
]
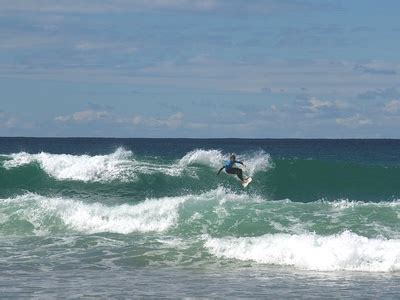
[{"left": 0, "top": 0, "right": 400, "bottom": 138}]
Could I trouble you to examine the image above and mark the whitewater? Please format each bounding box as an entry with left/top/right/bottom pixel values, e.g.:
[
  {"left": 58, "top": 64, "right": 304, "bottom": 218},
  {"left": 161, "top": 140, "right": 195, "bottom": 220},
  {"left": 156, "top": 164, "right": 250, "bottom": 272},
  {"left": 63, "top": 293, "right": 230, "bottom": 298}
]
[{"left": 1, "top": 138, "right": 400, "bottom": 298}]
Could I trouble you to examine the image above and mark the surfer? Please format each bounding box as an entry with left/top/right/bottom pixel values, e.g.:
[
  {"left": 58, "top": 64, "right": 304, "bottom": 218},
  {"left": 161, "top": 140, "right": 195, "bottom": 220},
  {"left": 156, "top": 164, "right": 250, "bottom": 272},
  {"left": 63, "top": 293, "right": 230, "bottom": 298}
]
[{"left": 217, "top": 154, "right": 250, "bottom": 184}]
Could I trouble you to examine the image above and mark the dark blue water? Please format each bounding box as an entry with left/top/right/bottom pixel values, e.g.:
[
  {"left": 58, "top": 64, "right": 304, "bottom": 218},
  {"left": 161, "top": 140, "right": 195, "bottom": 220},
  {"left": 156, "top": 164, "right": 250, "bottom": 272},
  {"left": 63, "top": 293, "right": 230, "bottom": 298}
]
[{"left": 2, "top": 137, "right": 400, "bottom": 165}]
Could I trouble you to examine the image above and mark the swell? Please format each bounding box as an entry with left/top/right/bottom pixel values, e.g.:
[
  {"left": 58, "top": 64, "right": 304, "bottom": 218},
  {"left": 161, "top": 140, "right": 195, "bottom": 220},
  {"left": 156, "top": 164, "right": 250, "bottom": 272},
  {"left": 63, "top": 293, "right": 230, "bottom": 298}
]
[
  {"left": 2, "top": 149, "right": 400, "bottom": 202},
  {"left": 1, "top": 189, "right": 399, "bottom": 238},
  {"left": 1, "top": 190, "right": 400, "bottom": 272},
  {"left": 0, "top": 149, "right": 271, "bottom": 200},
  {"left": 263, "top": 159, "right": 400, "bottom": 202},
  {"left": 0, "top": 155, "right": 237, "bottom": 201}
]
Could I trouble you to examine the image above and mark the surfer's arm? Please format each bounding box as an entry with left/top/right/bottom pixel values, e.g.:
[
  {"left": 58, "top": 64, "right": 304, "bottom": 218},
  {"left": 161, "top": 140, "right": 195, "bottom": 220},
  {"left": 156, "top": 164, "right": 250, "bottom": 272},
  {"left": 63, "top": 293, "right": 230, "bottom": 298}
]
[
  {"left": 217, "top": 166, "right": 224, "bottom": 175},
  {"left": 235, "top": 160, "right": 245, "bottom": 166}
]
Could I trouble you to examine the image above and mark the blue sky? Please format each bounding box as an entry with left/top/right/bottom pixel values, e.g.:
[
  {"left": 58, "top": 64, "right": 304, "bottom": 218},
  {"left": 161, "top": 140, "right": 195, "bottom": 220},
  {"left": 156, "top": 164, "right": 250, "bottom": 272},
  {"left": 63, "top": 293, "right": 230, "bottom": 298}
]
[{"left": 0, "top": 0, "right": 399, "bottom": 138}]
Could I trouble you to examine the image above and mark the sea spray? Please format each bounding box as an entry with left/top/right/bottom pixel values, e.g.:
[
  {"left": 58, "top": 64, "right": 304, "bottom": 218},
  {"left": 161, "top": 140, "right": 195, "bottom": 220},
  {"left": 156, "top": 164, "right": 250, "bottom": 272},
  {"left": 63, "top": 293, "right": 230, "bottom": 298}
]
[{"left": 178, "top": 149, "right": 225, "bottom": 168}]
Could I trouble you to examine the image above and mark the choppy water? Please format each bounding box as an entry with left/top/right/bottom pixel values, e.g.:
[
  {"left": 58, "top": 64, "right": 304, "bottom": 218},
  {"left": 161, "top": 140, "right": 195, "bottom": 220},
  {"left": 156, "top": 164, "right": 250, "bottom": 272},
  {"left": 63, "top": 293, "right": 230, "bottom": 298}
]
[{"left": 1, "top": 138, "right": 399, "bottom": 298}]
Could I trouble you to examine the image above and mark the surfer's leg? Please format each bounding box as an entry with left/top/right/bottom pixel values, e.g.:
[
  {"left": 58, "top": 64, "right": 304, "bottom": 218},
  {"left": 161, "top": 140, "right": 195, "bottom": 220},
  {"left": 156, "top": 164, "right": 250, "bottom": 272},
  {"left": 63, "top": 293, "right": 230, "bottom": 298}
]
[
  {"left": 226, "top": 168, "right": 245, "bottom": 181},
  {"left": 232, "top": 168, "right": 244, "bottom": 181}
]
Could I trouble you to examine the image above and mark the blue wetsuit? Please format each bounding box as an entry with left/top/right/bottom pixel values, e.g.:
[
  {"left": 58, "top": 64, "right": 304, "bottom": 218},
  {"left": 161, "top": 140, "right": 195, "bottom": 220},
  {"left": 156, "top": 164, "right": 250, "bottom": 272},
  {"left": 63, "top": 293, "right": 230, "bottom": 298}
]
[
  {"left": 218, "top": 159, "right": 245, "bottom": 181},
  {"left": 224, "top": 160, "right": 243, "bottom": 171}
]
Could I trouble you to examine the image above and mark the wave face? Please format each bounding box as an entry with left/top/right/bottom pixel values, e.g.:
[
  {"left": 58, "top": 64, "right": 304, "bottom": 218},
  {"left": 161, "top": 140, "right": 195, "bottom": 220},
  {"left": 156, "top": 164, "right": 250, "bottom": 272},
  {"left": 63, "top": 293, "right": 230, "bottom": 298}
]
[
  {"left": 265, "top": 159, "right": 400, "bottom": 201},
  {"left": 1, "top": 147, "right": 399, "bottom": 202},
  {"left": 1, "top": 138, "right": 400, "bottom": 273}
]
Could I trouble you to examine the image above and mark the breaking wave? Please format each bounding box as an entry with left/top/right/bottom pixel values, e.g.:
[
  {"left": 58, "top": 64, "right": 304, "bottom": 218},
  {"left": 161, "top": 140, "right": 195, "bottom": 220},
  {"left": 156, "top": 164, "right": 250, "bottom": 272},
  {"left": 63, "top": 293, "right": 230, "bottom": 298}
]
[{"left": 205, "top": 231, "right": 400, "bottom": 272}]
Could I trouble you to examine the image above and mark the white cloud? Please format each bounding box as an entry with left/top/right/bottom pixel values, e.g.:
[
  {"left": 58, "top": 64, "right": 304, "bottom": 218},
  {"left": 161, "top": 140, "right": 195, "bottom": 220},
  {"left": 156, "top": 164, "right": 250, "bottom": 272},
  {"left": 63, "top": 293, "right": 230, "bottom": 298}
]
[
  {"left": 1, "top": 50, "right": 399, "bottom": 96},
  {"left": 307, "top": 97, "right": 347, "bottom": 112},
  {"left": 0, "top": 0, "right": 219, "bottom": 14},
  {"left": 308, "top": 97, "right": 333, "bottom": 111},
  {"left": 0, "top": 0, "right": 336, "bottom": 15},
  {"left": 163, "top": 112, "right": 184, "bottom": 128},
  {"left": 141, "top": 0, "right": 218, "bottom": 11},
  {"left": 336, "top": 114, "right": 371, "bottom": 128},
  {"left": 133, "top": 58, "right": 400, "bottom": 95},
  {"left": 383, "top": 100, "right": 400, "bottom": 113},
  {"left": 0, "top": 111, "right": 18, "bottom": 128},
  {"left": 75, "top": 41, "right": 137, "bottom": 54},
  {"left": 54, "top": 109, "right": 183, "bottom": 129},
  {"left": 55, "top": 110, "right": 108, "bottom": 123},
  {"left": 119, "top": 112, "right": 184, "bottom": 129}
]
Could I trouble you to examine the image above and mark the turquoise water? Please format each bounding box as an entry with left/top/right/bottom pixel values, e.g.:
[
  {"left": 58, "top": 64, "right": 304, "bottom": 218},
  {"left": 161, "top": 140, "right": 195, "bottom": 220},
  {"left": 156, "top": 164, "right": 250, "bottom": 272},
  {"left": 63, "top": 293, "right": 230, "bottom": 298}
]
[{"left": 0, "top": 138, "right": 400, "bottom": 297}]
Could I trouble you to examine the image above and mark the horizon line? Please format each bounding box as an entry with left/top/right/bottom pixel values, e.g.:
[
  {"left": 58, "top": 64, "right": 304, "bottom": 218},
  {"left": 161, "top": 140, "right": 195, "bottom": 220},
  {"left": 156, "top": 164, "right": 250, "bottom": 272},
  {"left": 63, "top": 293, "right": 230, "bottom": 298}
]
[{"left": 1, "top": 136, "right": 399, "bottom": 140}]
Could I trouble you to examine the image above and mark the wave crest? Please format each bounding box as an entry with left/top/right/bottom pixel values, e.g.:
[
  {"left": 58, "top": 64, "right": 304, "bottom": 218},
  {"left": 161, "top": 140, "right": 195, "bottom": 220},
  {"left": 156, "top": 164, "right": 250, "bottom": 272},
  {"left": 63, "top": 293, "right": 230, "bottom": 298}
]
[
  {"left": 2, "top": 193, "right": 186, "bottom": 234},
  {"left": 2, "top": 148, "right": 271, "bottom": 183},
  {"left": 3, "top": 148, "right": 135, "bottom": 182}
]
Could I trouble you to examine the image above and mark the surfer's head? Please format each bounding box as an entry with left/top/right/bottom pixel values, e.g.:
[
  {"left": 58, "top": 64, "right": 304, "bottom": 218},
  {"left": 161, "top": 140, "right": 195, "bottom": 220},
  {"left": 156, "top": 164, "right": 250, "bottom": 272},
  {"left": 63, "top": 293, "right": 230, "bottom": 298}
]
[{"left": 230, "top": 154, "right": 236, "bottom": 161}]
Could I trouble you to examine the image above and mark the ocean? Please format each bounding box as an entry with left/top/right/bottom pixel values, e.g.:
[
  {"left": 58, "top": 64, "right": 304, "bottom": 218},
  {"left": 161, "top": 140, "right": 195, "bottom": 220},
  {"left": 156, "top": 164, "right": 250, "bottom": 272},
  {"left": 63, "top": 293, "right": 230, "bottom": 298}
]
[{"left": 0, "top": 137, "right": 399, "bottom": 298}]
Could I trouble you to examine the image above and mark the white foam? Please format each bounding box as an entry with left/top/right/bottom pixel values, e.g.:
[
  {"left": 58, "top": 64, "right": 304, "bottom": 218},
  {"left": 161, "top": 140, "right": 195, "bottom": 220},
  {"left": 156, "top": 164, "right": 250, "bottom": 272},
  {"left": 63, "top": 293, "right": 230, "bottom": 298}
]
[
  {"left": 5, "top": 193, "right": 186, "bottom": 234},
  {"left": 241, "top": 150, "right": 272, "bottom": 176},
  {"left": 3, "top": 148, "right": 185, "bottom": 182},
  {"left": 179, "top": 149, "right": 224, "bottom": 168},
  {"left": 2, "top": 188, "right": 258, "bottom": 234},
  {"left": 4, "top": 148, "right": 136, "bottom": 182},
  {"left": 205, "top": 231, "right": 400, "bottom": 272},
  {"left": 178, "top": 149, "right": 272, "bottom": 176},
  {"left": 327, "top": 199, "right": 400, "bottom": 210},
  {"left": 3, "top": 148, "right": 273, "bottom": 182},
  {"left": 2, "top": 151, "right": 35, "bottom": 168},
  {"left": 49, "top": 197, "right": 185, "bottom": 234},
  {"left": 194, "top": 185, "right": 261, "bottom": 204}
]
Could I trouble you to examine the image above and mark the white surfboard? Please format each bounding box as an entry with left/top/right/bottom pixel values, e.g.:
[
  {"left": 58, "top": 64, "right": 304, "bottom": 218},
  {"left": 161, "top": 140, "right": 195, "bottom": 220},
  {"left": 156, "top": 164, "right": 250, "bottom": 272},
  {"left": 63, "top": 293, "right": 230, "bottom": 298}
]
[{"left": 242, "top": 177, "right": 252, "bottom": 188}]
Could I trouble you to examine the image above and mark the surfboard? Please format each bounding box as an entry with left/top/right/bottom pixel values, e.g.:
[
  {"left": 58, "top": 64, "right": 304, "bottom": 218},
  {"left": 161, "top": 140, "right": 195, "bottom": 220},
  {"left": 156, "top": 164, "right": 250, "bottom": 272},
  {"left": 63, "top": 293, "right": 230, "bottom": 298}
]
[{"left": 242, "top": 177, "right": 252, "bottom": 188}]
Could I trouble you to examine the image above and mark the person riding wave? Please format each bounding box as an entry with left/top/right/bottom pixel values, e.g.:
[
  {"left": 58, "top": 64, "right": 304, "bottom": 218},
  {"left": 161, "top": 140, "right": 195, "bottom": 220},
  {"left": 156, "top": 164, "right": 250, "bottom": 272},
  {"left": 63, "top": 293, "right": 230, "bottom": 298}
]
[{"left": 217, "top": 154, "right": 249, "bottom": 183}]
